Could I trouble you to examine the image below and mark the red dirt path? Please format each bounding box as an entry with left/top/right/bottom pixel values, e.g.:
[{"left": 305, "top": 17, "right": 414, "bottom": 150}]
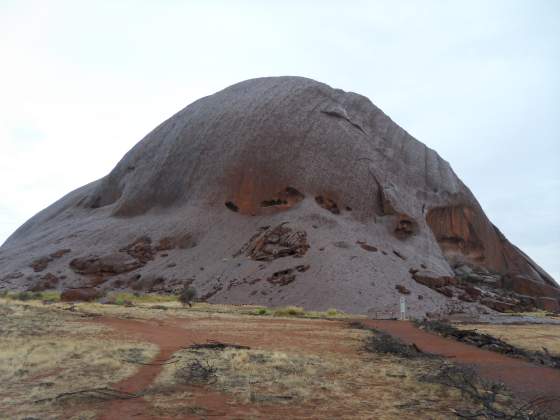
[
  {"left": 95, "top": 316, "right": 261, "bottom": 419},
  {"left": 91, "top": 315, "right": 357, "bottom": 419},
  {"left": 361, "top": 320, "right": 560, "bottom": 413}
]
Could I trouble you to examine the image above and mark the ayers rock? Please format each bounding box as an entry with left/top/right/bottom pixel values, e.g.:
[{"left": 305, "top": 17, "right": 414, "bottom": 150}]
[{"left": 1, "top": 76, "right": 558, "bottom": 316}]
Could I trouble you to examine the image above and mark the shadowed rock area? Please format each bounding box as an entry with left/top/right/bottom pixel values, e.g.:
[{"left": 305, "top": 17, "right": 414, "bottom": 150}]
[{"left": 0, "top": 76, "right": 557, "bottom": 316}]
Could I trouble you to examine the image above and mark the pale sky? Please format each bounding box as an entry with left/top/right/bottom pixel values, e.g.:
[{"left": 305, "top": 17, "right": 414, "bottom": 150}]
[{"left": 0, "top": 1, "right": 558, "bottom": 280}]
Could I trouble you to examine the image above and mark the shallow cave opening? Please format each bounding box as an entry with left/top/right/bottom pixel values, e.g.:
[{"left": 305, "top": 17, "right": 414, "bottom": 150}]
[
  {"left": 394, "top": 215, "right": 418, "bottom": 239},
  {"left": 225, "top": 201, "right": 239, "bottom": 212},
  {"left": 315, "top": 196, "right": 340, "bottom": 215},
  {"left": 261, "top": 198, "right": 288, "bottom": 207},
  {"left": 260, "top": 187, "right": 304, "bottom": 209}
]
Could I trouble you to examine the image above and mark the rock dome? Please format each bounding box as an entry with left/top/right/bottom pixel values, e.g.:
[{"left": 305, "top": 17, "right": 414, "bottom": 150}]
[{"left": 1, "top": 76, "right": 557, "bottom": 315}]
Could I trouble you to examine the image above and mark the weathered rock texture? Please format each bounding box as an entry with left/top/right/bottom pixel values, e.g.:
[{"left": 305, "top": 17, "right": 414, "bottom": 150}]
[{"left": 0, "top": 76, "right": 557, "bottom": 316}]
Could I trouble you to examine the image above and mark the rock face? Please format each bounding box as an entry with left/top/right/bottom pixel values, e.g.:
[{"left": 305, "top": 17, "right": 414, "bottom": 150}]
[{"left": 0, "top": 76, "right": 557, "bottom": 316}]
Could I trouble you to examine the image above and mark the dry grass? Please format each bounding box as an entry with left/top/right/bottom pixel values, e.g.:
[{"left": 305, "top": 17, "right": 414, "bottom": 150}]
[
  {"left": 0, "top": 296, "right": 521, "bottom": 419},
  {"left": 0, "top": 298, "right": 158, "bottom": 420},
  {"left": 144, "top": 318, "right": 483, "bottom": 419},
  {"left": 457, "top": 323, "right": 560, "bottom": 357},
  {"left": 148, "top": 347, "right": 479, "bottom": 419}
]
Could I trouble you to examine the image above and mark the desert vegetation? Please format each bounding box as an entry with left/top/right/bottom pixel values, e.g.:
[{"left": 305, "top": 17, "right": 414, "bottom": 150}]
[
  {"left": 0, "top": 298, "right": 158, "bottom": 419},
  {"left": 457, "top": 323, "right": 560, "bottom": 358},
  {"left": 1, "top": 293, "right": 558, "bottom": 418},
  {"left": 417, "top": 319, "right": 560, "bottom": 368}
]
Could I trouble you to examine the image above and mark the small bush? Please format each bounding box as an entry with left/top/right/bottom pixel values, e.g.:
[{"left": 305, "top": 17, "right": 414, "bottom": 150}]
[
  {"left": 14, "top": 291, "right": 32, "bottom": 301},
  {"left": 365, "top": 332, "right": 431, "bottom": 359},
  {"left": 273, "top": 306, "right": 305, "bottom": 317},
  {"left": 326, "top": 308, "right": 342, "bottom": 317},
  {"left": 109, "top": 292, "right": 177, "bottom": 305},
  {"left": 39, "top": 291, "right": 61, "bottom": 302},
  {"left": 253, "top": 307, "right": 269, "bottom": 316},
  {"left": 175, "top": 359, "right": 217, "bottom": 384},
  {"left": 179, "top": 285, "right": 197, "bottom": 307}
]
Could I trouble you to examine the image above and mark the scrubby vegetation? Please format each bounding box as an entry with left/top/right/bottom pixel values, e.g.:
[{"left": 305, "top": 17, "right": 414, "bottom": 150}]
[
  {"left": 251, "top": 305, "right": 348, "bottom": 319},
  {"left": 0, "top": 299, "right": 157, "bottom": 419},
  {"left": 1, "top": 290, "right": 61, "bottom": 302},
  {"left": 178, "top": 285, "right": 197, "bottom": 307},
  {"left": 360, "top": 325, "right": 556, "bottom": 419},
  {"left": 109, "top": 292, "right": 178, "bottom": 305},
  {"left": 1, "top": 294, "right": 558, "bottom": 418},
  {"left": 417, "top": 319, "right": 560, "bottom": 368}
]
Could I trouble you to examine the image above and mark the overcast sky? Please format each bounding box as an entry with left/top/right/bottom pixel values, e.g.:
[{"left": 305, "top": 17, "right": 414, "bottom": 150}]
[{"left": 0, "top": 0, "right": 558, "bottom": 280}]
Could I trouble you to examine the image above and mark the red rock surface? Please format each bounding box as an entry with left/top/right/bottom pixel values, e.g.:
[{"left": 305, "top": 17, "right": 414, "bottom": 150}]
[{"left": 0, "top": 77, "right": 557, "bottom": 316}]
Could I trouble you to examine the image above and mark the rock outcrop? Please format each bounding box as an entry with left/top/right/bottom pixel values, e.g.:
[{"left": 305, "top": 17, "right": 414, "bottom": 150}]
[{"left": 0, "top": 76, "right": 557, "bottom": 316}]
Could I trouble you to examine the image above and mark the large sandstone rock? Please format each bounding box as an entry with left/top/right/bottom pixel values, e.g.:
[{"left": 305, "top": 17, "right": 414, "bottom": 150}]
[{"left": 0, "top": 76, "right": 557, "bottom": 316}]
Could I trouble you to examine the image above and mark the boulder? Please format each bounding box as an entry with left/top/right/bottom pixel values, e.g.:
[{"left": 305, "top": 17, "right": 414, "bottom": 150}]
[
  {"left": 395, "top": 285, "right": 411, "bottom": 295},
  {"left": 536, "top": 297, "right": 560, "bottom": 313},
  {"left": 70, "top": 253, "right": 142, "bottom": 276},
  {"left": 412, "top": 271, "right": 457, "bottom": 288},
  {"left": 480, "top": 298, "right": 516, "bottom": 313},
  {"left": 28, "top": 273, "right": 59, "bottom": 292},
  {"left": 61, "top": 288, "right": 101, "bottom": 302}
]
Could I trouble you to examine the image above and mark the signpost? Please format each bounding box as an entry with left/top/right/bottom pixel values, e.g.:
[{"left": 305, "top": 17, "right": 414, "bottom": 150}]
[{"left": 400, "top": 296, "right": 406, "bottom": 320}]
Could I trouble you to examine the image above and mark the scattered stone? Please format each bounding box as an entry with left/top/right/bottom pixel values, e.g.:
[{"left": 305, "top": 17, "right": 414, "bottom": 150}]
[
  {"left": 28, "top": 273, "right": 59, "bottom": 292},
  {"left": 120, "top": 236, "right": 155, "bottom": 264},
  {"left": 50, "top": 249, "right": 71, "bottom": 259},
  {"left": 357, "top": 241, "right": 378, "bottom": 252},
  {"left": 438, "top": 287, "right": 454, "bottom": 298},
  {"left": 236, "top": 222, "right": 309, "bottom": 261},
  {"left": 395, "top": 285, "right": 410, "bottom": 295},
  {"left": 412, "top": 272, "right": 456, "bottom": 288},
  {"left": 267, "top": 268, "right": 297, "bottom": 286},
  {"left": 30, "top": 257, "right": 52, "bottom": 272},
  {"left": 70, "top": 253, "right": 142, "bottom": 276}
]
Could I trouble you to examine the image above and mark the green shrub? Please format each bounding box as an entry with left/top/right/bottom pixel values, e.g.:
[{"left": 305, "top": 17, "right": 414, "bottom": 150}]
[
  {"left": 38, "top": 291, "right": 61, "bottom": 302},
  {"left": 179, "top": 285, "right": 197, "bottom": 307},
  {"left": 14, "top": 291, "right": 32, "bottom": 301},
  {"left": 252, "top": 307, "right": 270, "bottom": 316},
  {"left": 109, "top": 292, "right": 177, "bottom": 305},
  {"left": 326, "top": 308, "right": 343, "bottom": 317},
  {"left": 273, "top": 306, "right": 305, "bottom": 317}
]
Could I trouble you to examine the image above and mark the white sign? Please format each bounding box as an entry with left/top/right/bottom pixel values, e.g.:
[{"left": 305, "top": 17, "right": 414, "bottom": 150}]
[{"left": 400, "top": 296, "right": 406, "bottom": 320}]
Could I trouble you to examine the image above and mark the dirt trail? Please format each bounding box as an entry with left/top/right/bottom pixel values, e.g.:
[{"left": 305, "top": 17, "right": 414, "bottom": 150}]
[
  {"left": 96, "top": 317, "right": 194, "bottom": 419},
  {"left": 361, "top": 320, "right": 560, "bottom": 412},
  {"left": 95, "top": 316, "right": 257, "bottom": 419},
  {"left": 91, "top": 315, "right": 352, "bottom": 419}
]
